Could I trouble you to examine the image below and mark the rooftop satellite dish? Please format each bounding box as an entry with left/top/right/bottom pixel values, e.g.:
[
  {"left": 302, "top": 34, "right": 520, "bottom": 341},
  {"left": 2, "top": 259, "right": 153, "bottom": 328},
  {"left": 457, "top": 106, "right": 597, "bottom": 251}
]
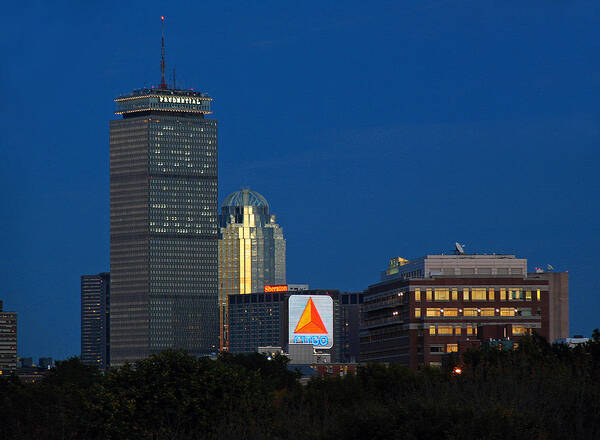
[
  {"left": 547, "top": 264, "right": 554, "bottom": 271},
  {"left": 455, "top": 242, "right": 465, "bottom": 255}
]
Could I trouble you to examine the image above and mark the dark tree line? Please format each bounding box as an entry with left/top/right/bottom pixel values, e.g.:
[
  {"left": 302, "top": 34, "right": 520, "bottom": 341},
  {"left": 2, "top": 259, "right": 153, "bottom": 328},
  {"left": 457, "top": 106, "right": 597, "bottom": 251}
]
[{"left": 1, "top": 331, "right": 599, "bottom": 439}]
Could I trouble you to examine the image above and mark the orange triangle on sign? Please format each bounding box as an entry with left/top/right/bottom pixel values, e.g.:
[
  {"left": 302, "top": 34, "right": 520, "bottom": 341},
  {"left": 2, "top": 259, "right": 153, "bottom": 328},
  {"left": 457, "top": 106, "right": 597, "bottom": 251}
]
[{"left": 294, "top": 297, "right": 327, "bottom": 334}]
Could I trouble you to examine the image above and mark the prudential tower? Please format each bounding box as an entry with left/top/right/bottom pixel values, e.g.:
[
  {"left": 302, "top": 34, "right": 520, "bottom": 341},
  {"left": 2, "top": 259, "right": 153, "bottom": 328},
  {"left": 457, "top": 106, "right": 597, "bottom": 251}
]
[{"left": 109, "top": 18, "right": 218, "bottom": 365}]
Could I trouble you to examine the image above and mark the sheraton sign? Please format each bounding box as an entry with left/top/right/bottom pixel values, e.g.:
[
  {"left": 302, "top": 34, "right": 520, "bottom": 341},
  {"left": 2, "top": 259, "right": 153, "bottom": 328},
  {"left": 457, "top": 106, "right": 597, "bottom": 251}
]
[{"left": 264, "top": 285, "right": 288, "bottom": 293}]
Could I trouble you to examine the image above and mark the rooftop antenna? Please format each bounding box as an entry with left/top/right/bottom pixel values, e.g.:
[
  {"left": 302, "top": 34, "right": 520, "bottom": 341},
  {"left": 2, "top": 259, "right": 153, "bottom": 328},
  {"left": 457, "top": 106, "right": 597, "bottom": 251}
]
[
  {"left": 547, "top": 264, "right": 554, "bottom": 272},
  {"left": 455, "top": 242, "right": 465, "bottom": 255},
  {"left": 172, "top": 68, "right": 176, "bottom": 89},
  {"left": 160, "top": 16, "right": 167, "bottom": 89}
]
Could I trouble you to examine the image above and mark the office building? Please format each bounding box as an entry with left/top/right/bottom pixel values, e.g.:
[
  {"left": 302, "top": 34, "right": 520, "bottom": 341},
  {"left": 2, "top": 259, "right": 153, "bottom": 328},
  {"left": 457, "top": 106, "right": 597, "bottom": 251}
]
[
  {"left": 361, "top": 252, "right": 550, "bottom": 369},
  {"left": 228, "top": 292, "right": 285, "bottom": 353},
  {"left": 218, "top": 188, "right": 285, "bottom": 349},
  {"left": 339, "top": 292, "right": 363, "bottom": 362},
  {"left": 81, "top": 272, "right": 110, "bottom": 370},
  {"left": 227, "top": 290, "right": 361, "bottom": 362},
  {"left": 528, "top": 271, "right": 569, "bottom": 341},
  {"left": 0, "top": 300, "right": 17, "bottom": 374},
  {"left": 110, "top": 40, "right": 218, "bottom": 365}
]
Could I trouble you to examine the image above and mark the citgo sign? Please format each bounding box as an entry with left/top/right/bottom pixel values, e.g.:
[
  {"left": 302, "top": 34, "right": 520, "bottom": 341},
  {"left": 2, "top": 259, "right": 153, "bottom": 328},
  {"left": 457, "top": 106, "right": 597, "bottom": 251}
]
[{"left": 288, "top": 295, "right": 333, "bottom": 349}]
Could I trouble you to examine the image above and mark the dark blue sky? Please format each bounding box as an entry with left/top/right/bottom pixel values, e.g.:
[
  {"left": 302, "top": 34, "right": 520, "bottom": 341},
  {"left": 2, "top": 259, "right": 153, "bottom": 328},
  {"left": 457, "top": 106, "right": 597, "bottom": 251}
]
[{"left": 3, "top": 1, "right": 599, "bottom": 360}]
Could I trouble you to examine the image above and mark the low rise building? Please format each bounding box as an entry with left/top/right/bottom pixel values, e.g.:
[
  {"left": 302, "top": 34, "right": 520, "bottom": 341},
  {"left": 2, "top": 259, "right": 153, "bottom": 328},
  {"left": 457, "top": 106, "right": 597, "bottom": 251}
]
[{"left": 555, "top": 336, "right": 588, "bottom": 347}]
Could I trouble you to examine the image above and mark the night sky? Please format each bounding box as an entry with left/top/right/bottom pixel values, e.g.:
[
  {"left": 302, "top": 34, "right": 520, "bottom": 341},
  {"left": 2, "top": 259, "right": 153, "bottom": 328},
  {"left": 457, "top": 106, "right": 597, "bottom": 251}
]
[{"left": 3, "top": 1, "right": 599, "bottom": 360}]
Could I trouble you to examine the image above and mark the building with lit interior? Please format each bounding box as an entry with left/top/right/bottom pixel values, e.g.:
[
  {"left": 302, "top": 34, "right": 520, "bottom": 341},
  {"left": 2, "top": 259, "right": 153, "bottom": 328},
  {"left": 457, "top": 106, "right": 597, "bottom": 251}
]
[
  {"left": 110, "top": 59, "right": 218, "bottom": 365},
  {"left": 218, "top": 189, "right": 286, "bottom": 349},
  {"left": 227, "top": 289, "right": 362, "bottom": 362},
  {"left": 361, "top": 252, "right": 553, "bottom": 369},
  {"left": 81, "top": 272, "right": 110, "bottom": 370},
  {"left": 0, "top": 300, "right": 17, "bottom": 374}
]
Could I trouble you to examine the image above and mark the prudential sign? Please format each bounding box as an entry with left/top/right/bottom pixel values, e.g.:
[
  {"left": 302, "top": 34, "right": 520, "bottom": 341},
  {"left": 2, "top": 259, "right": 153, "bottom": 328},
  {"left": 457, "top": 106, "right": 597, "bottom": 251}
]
[{"left": 288, "top": 295, "right": 333, "bottom": 349}]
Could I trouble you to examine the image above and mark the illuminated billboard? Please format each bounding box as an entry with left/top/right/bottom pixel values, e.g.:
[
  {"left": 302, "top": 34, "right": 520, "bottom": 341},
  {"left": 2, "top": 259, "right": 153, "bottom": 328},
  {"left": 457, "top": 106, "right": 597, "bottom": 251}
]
[
  {"left": 264, "top": 284, "right": 288, "bottom": 293},
  {"left": 288, "top": 295, "right": 333, "bottom": 349}
]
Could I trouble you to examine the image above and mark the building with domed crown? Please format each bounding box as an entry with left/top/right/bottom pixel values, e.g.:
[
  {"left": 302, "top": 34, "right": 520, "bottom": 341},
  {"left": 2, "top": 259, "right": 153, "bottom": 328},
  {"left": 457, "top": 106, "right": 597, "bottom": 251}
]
[{"left": 218, "top": 188, "right": 286, "bottom": 350}]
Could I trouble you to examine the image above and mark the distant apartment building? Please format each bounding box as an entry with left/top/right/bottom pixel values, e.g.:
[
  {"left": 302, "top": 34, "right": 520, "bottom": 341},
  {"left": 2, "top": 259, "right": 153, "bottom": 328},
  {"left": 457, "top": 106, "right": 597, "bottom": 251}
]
[
  {"left": 38, "top": 357, "right": 53, "bottom": 370},
  {"left": 81, "top": 273, "right": 110, "bottom": 370},
  {"left": 361, "top": 253, "right": 550, "bottom": 369},
  {"left": 0, "top": 300, "right": 17, "bottom": 374}
]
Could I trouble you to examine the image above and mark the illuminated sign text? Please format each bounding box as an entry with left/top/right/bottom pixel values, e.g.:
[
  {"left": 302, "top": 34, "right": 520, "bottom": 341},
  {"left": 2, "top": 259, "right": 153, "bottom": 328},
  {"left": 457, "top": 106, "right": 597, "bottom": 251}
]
[{"left": 264, "top": 284, "right": 288, "bottom": 293}]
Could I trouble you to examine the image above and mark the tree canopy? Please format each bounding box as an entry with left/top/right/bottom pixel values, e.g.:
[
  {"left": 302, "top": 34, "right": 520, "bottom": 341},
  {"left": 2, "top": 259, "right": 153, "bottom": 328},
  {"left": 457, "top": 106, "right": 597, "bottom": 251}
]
[{"left": 0, "top": 331, "right": 599, "bottom": 439}]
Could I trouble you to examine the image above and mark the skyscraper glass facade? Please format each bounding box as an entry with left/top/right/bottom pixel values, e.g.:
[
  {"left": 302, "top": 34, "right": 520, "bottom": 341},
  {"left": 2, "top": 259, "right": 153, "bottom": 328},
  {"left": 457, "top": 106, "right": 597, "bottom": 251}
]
[
  {"left": 218, "top": 189, "right": 286, "bottom": 349},
  {"left": 110, "top": 89, "right": 218, "bottom": 366}
]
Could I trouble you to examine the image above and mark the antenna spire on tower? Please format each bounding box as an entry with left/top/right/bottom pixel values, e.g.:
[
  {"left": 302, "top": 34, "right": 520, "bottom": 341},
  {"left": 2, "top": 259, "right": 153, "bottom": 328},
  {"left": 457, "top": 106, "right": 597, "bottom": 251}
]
[{"left": 160, "top": 16, "right": 167, "bottom": 89}]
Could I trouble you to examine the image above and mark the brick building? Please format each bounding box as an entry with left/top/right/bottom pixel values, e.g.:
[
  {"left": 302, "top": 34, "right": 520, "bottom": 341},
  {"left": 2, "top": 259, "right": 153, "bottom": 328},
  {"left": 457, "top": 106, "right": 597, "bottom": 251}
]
[{"left": 361, "top": 253, "right": 550, "bottom": 369}]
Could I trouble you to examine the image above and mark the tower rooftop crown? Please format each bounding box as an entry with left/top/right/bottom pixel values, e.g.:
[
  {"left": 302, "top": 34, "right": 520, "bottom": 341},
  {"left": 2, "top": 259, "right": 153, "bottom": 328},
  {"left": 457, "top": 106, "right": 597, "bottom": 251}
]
[
  {"left": 114, "top": 88, "right": 212, "bottom": 116},
  {"left": 222, "top": 189, "right": 269, "bottom": 210}
]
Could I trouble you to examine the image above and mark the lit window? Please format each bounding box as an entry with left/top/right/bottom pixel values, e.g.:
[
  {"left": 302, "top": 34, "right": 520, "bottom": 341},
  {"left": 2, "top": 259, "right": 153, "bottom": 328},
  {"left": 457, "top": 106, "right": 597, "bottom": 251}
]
[
  {"left": 525, "top": 290, "right": 532, "bottom": 301},
  {"left": 463, "top": 308, "right": 478, "bottom": 316},
  {"left": 455, "top": 327, "right": 461, "bottom": 335},
  {"left": 443, "top": 308, "right": 458, "bottom": 317},
  {"left": 471, "top": 288, "right": 487, "bottom": 300},
  {"left": 451, "top": 288, "right": 458, "bottom": 301},
  {"left": 426, "top": 289, "right": 433, "bottom": 301},
  {"left": 509, "top": 289, "right": 523, "bottom": 300},
  {"left": 426, "top": 308, "right": 441, "bottom": 317},
  {"left": 500, "top": 288, "right": 507, "bottom": 301},
  {"left": 512, "top": 325, "right": 528, "bottom": 336},
  {"left": 488, "top": 288, "right": 495, "bottom": 301},
  {"left": 536, "top": 289, "right": 541, "bottom": 301},
  {"left": 415, "top": 308, "right": 421, "bottom": 318},
  {"left": 438, "top": 326, "right": 453, "bottom": 335},
  {"left": 463, "top": 288, "right": 469, "bottom": 301},
  {"left": 466, "top": 325, "right": 476, "bottom": 335},
  {"left": 415, "top": 288, "right": 421, "bottom": 301},
  {"left": 500, "top": 308, "right": 515, "bottom": 317},
  {"left": 434, "top": 288, "right": 450, "bottom": 301},
  {"left": 429, "top": 325, "right": 436, "bottom": 335},
  {"left": 446, "top": 343, "right": 458, "bottom": 353},
  {"left": 480, "top": 308, "right": 495, "bottom": 317}
]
